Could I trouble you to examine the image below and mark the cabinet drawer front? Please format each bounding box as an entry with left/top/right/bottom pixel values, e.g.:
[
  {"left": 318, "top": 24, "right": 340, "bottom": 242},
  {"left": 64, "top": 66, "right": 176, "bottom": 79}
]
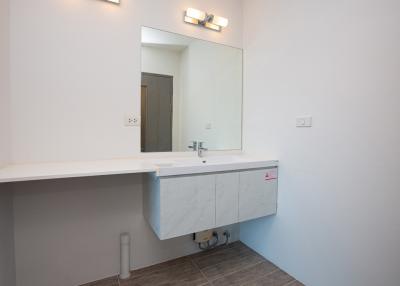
[
  {"left": 159, "top": 175, "right": 216, "bottom": 239},
  {"left": 216, "top": 172, "right": 239, "bottom": 227},
  {"left": 239, "top": 169, "right": 278, "bottom": 222}
]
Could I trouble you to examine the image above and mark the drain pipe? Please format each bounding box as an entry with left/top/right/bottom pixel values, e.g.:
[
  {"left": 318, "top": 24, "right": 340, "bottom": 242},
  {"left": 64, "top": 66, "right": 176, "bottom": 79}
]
[{"left": 119, "top": 233, "right": 131, "bottom": 280}]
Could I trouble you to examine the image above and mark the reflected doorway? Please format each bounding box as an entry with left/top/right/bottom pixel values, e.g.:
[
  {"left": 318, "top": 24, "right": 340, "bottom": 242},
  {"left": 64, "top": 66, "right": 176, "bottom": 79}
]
[{"left": 141, "top": 72, "right": 173, "bottom": 152}]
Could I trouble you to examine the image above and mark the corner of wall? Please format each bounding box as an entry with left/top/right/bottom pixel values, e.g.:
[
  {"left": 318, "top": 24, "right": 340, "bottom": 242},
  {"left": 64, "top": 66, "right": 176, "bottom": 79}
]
[{"left": 0, "top": 0, "right": 16, "bottom": 284}]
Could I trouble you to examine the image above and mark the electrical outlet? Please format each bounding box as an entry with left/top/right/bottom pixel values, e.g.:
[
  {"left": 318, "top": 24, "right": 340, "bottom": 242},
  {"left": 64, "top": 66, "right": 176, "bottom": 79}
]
[{"left": 124, "top": 115, "right": 140, "bottom": 127}]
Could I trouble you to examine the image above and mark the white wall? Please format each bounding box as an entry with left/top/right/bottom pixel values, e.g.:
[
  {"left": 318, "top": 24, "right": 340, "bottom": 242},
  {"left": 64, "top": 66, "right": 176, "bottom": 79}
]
[
  {"left": 141, "top": 46, "right": 182, "bottom": 151},
  {"left": 13, "top": 175, "right": 239, "bottom": 286},
  {"left": 0, "top": 0, "right": 10, "bottom": 167},
  {"left": 9, "top": 1, "right": 243, "bottom": 286},
  {"left": 241, "top": 1, "right": 400, "bottom": 286},
  {"left": 9, "top": 0, "right": 243, "bottom": 164}
]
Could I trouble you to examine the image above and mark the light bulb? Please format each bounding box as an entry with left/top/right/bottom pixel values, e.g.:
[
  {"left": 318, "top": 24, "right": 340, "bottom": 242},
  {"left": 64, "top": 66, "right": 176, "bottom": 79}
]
[
  {"left": 186, "top": 8, "right": 206, "bottom": 21},
  {"left": 212, "top": 15, "right": 228, "bottom": 28}
]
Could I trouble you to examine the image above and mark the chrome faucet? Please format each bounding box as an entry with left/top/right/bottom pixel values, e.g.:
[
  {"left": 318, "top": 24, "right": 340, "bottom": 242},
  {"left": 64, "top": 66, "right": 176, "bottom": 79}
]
[
  {"left": 198, "top": 142, "right": 208, "bottom": 158},
  {"left": 188, "top": 141, "right": 198, "bottom": 151}
]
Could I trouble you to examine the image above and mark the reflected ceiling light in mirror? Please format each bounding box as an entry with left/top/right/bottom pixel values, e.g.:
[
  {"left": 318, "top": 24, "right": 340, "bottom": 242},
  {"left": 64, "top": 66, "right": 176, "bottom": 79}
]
[{"left": 184, "top": 8, "right": 228, "bottom": 32}]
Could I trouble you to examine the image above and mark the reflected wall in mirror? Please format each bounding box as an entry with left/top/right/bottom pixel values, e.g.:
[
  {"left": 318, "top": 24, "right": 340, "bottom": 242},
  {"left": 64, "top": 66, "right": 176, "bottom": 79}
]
[{"left": 141, "top": 27, "right": 242, "bottom": 152}]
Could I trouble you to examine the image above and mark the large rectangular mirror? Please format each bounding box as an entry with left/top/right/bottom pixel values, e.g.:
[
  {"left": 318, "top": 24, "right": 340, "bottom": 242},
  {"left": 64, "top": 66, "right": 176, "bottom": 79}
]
[{"left": 141, "top": 27, "right": 242, "bottom": 152}]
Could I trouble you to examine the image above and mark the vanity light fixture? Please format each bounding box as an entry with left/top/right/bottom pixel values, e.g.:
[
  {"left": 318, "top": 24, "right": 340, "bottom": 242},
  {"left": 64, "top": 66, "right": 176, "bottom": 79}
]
[
  {"left": 204, "top": 22, "right": 221, "bottom": 32},
  {"left": 184, "top": 16, "right": 199, "bottom": 25},
  {"left": 105, "top": 0, "right": 120, "bottom": 4},
  {"left": 184, "top": 8, "right": 228, "bottom": 32}
]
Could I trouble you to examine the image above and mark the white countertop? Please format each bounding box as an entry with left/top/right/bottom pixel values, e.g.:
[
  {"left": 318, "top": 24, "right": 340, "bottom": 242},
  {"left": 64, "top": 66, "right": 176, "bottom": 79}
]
[
  {"left": 0, "top": 155, "right": 279, "bottom": 183},
  {"left": 0, "top": 159, "right": 157, "bottom": 183}
]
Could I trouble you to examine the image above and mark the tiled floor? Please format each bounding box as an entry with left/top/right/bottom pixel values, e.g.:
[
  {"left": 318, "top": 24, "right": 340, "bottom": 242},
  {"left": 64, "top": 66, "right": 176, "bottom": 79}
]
[{"left": 81, "top": 242, "right": 304, "bottom": 286}]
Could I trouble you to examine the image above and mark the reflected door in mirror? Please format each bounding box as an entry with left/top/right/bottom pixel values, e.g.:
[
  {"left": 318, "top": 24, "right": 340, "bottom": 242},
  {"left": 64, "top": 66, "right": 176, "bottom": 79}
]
[{"left": 141, "top": 73, "right": 173, "bottom": 152}]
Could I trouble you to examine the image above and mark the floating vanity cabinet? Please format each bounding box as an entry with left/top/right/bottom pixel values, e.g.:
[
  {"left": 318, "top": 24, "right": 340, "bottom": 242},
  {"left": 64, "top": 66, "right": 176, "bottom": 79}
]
[
  {"left": 239, "top": 169, "right": 278, "bottom": 222},
  {"left": 144, "top": 173, "right": 216, "bottom": 240},
  {"left": 144, "top": 168, "right": 278, "bottom": 240}
]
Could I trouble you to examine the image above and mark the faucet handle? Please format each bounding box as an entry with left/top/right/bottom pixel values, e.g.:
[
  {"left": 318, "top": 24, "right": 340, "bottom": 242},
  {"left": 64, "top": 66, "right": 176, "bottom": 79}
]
[{"left": 188, "top": 141, "right": 198, "bottom": 151}]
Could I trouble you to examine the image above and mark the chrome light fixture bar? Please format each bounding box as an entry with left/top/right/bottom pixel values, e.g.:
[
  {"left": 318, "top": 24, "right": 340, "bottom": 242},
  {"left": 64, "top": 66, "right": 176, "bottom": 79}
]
[
  {"left": 105, "top": 0, "right": 120, "bottom": 4},
  {"left": 184, "top": 8, "right": 228, "bottom": 32}
]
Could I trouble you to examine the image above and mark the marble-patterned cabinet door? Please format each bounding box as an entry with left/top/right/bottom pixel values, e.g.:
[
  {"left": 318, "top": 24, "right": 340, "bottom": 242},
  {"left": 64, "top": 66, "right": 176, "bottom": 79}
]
[
  {"left": 239, "top": 168, "right": 278, "bottom": 222},
  {"left": 216, "top": 172, "right": 239, "bottom": 227},
  {"left": 160, "top": 174, "right": 216, "bottom": 239}
]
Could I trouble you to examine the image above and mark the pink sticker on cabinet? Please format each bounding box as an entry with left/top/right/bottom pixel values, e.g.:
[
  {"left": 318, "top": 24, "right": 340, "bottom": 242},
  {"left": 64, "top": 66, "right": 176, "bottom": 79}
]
[{"left": 265, "top": 169, "right": 278, "bottom": 181}]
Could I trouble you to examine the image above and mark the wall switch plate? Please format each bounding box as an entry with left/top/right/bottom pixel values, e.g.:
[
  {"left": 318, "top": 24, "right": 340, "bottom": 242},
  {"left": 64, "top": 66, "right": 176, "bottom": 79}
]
[
  {"left": 296, "top": 116, "right": 312, "bottom": 127},
  {"left": 124, "top": 114, "right": 141, "bottom": 127}
]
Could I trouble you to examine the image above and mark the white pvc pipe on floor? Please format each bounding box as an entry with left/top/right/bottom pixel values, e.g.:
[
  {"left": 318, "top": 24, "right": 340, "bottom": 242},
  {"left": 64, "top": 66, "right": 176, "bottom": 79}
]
[{"left": 119, "top": 232, "right": 131, "bottom": 280}]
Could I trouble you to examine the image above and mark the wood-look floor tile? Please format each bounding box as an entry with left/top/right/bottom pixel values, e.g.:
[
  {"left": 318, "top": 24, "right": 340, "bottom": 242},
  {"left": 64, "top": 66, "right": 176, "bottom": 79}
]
[
  {"left": 210, "top": 261, "right": 278, "bottom": 286},
  {"left": 242, "top": 269, "right": 295, "bottom": 286},
  {"left": 79, "top": 276, "right": 119, "bottom": 286},
  {"left": 128, "top": 256, "right": 192, "bottom": 279},
  {"left": 286, "top": 280, "right": 305, "bottom": 286},
  {"left": 81, "top": 242, "right": 304, "bottom": 286},
  {"left": 200, "top": 250, "right": 264, "bottom": 281},
  {"left": 120, "top": 260, "right": 207, "bottom": 286},
  {"left": 190, "top": 241, "right": 244, "bottom": 261},
  {"left": 192, "top": 243, "right": 258, "bottom": 269}
]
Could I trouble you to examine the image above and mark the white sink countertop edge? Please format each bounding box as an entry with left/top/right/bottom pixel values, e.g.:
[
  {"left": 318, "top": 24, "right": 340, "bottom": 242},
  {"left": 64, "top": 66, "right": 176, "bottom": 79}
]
[
  {"left": 155, "top": 159, "right": 279, "bottom": 177},
  {"left": 0, "top": 155, "right": 278, "bottom": 183}
]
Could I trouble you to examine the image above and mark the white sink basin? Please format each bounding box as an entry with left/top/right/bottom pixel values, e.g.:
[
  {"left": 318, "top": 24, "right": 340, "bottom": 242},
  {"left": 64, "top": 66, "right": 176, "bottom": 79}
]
[{"left": 154, "top": 155, "right": 278, "bottom": 177}]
